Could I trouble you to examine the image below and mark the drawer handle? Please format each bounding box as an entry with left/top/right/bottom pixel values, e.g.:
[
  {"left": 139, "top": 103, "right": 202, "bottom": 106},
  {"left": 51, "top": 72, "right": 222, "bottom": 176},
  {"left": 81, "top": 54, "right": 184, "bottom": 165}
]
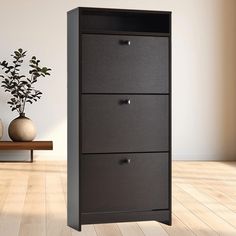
[
  {"left": 119, "top": 158, "right": 132, "bottom": 165},
  {"left": 124, "top": 158, "right": 131, "bottom": 164},
  {"left": 119, "top": 40, "right": 131, "bottom": 46},
  {"left": 120, "top": 99, "right": 131, "bottom": 105}
]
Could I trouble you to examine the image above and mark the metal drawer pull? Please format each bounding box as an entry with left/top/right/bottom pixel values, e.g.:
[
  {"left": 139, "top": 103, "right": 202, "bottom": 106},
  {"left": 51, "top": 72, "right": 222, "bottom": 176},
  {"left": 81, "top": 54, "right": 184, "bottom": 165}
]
[
  {"left": 120, "top": 99, "right": 131, "bottom": 105},
  {"left": 125, "top": 99, "right": 131, "bottom": 105},
  {"left": 119, "top": 40, "right": 131, "bottom": 45},
  {"left": 125, "top": 158, "right": 131, "bottom": 164}
]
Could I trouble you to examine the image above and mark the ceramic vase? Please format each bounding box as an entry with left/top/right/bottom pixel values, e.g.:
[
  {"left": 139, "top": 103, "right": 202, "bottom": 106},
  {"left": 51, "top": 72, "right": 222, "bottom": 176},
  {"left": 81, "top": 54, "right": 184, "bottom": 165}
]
[{"left": 8, "top": 113, "right": 36, "bottom": 141}]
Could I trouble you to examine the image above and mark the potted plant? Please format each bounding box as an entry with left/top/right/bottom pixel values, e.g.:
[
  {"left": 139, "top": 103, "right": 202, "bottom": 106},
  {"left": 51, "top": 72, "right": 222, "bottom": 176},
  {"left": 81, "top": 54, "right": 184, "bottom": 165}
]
[{"left": 0, "top": 49, "right": 51, "bottom": 141}]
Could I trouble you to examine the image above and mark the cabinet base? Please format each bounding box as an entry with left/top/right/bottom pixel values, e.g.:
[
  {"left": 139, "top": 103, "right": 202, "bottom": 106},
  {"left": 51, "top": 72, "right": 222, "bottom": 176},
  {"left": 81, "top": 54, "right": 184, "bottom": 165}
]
[
  {"left": 69, "top": 209, "right": 171, "bottom": 232},
  {"left": 81, "top": 209, "right": 171, "bottom": 225}
]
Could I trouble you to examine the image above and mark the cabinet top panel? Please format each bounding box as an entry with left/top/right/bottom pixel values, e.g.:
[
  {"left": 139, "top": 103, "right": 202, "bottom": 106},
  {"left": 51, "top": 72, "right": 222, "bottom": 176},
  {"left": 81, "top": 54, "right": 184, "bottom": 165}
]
[{"left": 68, "top": 7, "right": 171, "bottom": 35}]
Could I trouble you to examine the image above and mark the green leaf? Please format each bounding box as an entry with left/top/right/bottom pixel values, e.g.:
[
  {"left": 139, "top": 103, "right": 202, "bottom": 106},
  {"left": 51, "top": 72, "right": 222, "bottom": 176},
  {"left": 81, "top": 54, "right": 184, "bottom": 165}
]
[{"left": 14, "top": 51, "right": 20, "bottom": 57}]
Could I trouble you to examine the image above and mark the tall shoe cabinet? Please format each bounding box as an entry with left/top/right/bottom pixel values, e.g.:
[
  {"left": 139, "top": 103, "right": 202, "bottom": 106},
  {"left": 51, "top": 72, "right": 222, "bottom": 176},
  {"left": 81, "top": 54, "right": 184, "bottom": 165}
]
[{"left": 68, "top": 7, "right": 172, "bottom": 231}]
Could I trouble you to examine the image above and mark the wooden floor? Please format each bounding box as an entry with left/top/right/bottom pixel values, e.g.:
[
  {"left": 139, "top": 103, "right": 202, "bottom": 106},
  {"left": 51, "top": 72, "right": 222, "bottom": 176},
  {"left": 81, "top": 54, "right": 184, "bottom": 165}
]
[{"left": 0, "top": 161, "right": 236, "bottom": 236}]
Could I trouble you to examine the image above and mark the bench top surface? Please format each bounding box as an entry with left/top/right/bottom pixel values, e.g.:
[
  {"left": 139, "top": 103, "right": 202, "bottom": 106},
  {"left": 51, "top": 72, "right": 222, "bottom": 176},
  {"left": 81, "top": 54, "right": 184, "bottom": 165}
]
[{"left": 0, "top": 141, "right": 53, "bottom": 150}]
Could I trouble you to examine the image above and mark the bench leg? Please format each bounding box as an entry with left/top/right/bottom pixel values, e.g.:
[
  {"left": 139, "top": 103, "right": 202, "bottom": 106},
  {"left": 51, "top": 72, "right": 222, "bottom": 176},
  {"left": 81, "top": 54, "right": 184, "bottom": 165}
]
[{"left": 30, "top": 150, "right": 33, "bottom": 162}]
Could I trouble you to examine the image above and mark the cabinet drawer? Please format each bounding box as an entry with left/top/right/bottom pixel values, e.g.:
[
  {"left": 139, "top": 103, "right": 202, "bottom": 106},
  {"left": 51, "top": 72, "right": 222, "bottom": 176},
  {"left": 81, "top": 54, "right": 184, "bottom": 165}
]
[
  {"left": 81, "top": 153, "right": 169, "bottom": 213},
  {"left": 82, "top": 95, "right": 169, "bottom": 153},
  {"left": 82, "top": 34, "right": 169, "bottom": 93}
]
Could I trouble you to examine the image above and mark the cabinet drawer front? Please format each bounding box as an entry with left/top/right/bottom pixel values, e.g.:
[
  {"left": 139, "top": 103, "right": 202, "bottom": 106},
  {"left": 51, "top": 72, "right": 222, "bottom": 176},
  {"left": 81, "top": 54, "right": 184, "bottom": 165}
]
[
  {"left": 81, "top": 153, "right": 169, "bottom": 213},
  {"left": 82, "top": 95, "right": 169, "bottom": 153},
  {"left": 82, "top": 34, "right": 169, "bottom": 93}
]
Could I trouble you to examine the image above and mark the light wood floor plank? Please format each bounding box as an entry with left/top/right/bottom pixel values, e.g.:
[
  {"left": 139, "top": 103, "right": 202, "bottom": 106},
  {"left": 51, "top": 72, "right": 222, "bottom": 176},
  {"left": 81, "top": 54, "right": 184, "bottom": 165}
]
[
  {"left": 199, "top": 186, "right": 236, "bottom": 212},
  {"left": 137, "top": 221, "right": 168, "bottom": 236},
  {"left": 161, "top": 214, "right": 195, "bottom": 236},
  {"left": 117, "top": 222, "right": 144, "bottom": 236},
  {"left": 172, "top": 197, "right": 218, "bottom": 236},
  {"left": 0, "top": 173, "right": 28, "bottom": 236},
  {"left": 94, "top": 223, "right": 123, "bottom": 236},
  {"left": 46, "top": 172, "right": 71, "bottom": 236},
  {"left": 0, "top": 178, "right": 11, "bottom": 215},
  {"left": 71, "top": 225, "right": 97, "bottom": 236},
  {"left": 19, "top": 174, "right": 46, "bottom": 236},
  {"left": 177, "top": 183, "right": 236, "bottom": 230}
]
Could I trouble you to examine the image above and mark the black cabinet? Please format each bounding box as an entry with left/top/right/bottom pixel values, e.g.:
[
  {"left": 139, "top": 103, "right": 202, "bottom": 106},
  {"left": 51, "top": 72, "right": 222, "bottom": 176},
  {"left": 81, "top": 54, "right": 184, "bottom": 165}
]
[
  {"left": 82, "top": 34, "right": 169, "bottom": 93},
  {"left": 68, "top": 7, "right": 171, "bottom": 231},
  {"left": 82, "top": 95, "right": 169, "bottom": 153},
  {"left": 81, "top": 153, "right": 169, "bottom": 213}
]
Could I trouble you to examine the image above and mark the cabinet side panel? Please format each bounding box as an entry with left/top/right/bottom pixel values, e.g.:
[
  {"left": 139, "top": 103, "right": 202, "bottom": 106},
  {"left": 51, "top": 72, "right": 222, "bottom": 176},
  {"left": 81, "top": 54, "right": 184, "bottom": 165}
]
[
  {"left": 67, "top": 8, "right": 80, "bottom": 230},
  {"left": 169, "top": 12, "right": 172, "bottom": 225}
]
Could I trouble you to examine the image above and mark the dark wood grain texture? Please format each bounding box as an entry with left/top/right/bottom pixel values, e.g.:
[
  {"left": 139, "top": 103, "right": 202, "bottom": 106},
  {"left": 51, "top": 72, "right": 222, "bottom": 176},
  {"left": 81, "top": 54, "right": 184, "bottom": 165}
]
[
  {"left": 82, "top": 34, "right": 169, "bottom": 93},
  {"left": 81, "top": 153, "right": 169, "bottom": 213},
  {"left": 68, "top": 7, "right": 172, "bottom": 231},
  {"left": 0, "top": 141, "right": 53, "bottom": 163},
  {"left": 82, "top": 95, "right": 169, "bottom": 153},
  {"left": 79, "top": 7, "right": 171, "bottom": 34},
  {"left": 0, "top": 141, "right": 53, "bottom": 150},
  {"left": 67, "top": 8, "right": 80, "bottom": 231},
  {"left": 81, "top": 210, "right": 170, "bottom": 225}
]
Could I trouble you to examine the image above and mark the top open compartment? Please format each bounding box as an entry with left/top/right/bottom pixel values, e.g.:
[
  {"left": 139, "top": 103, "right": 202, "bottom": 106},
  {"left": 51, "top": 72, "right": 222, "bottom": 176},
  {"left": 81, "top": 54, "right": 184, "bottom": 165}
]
[{"left": 79, "top": 8, "right": 171, "bottom": 35}]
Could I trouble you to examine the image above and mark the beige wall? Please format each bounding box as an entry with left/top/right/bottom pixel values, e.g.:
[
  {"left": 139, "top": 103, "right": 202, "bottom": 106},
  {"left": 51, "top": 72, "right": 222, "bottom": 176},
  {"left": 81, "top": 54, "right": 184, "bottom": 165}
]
[{"left": 0, "top": 0, "right": 236, "bottom": 160}]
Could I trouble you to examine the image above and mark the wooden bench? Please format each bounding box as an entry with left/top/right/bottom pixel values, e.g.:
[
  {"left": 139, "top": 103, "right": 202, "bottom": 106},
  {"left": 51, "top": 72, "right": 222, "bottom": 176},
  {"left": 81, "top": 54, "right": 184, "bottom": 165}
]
[{"left": 0, "top": 141, "right": 53, "bottom": 162}]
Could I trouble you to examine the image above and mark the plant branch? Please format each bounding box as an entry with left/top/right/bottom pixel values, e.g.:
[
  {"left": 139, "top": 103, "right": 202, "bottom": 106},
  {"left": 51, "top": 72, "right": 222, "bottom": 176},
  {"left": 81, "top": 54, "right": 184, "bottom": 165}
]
[{"left": 0, "top": 49, "right": 51, "bottom": 115}]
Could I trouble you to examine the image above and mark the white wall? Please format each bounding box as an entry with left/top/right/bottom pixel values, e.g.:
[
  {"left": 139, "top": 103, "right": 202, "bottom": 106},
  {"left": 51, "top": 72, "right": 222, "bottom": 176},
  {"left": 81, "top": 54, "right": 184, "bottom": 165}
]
[{"left": 0, "top": 0, "right": 236, "bottom": 161}]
